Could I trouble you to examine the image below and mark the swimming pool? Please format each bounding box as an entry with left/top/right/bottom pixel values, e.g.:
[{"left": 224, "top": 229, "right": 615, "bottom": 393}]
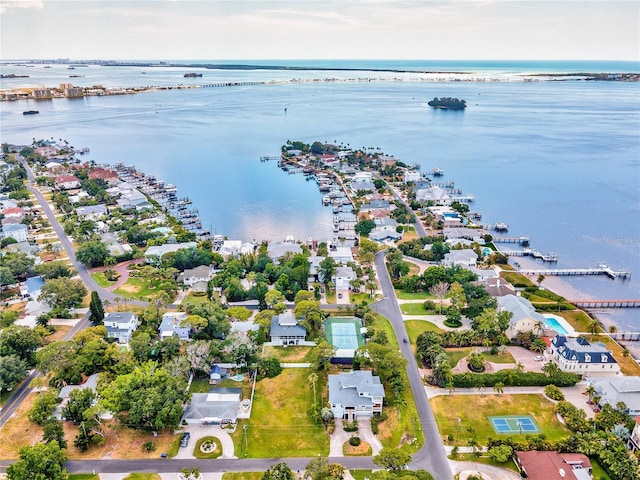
[{"left": 545, "top": 317, "right": 569, "bottom": 335}]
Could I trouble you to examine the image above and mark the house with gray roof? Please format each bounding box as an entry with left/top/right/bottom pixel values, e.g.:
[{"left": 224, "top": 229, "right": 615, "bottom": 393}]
[
  {"left": 270, "top": 311, "right": 306, "bottom": 346},
  {"left": 550, "top": 335, "right": 620, "bottom": 377},
  {"left": 442, "top": 249, "right": 478, "bottom": 268},
  {"left": 360, "top": 199, "right": 392, "bottom": 213},
  {"left": 180, "top": 265, "right": 214, "bottom": 286},
  {"left": 588, "top": 376, "right": 640, "bottom": 416},
  {"left": 144, "top": 242, "right": 198, "bottom": 263},
  {"left": 267, "top": 241, "right": 302, "bottom": 263},
  {"left": 498, "top": 294, "right": 547, "bottom": 339},
  {"left": 104, "top": 311, "right": 139, "bottom": 343},
  {"left": 182, "top": 388, "right": 242, "bottom": 425},
  {"left": 369, "top": 229, "right": 402, "bottom": 243},
  {"left": 333, "top": 266, "right": 356, "bottom": 290},
  {"left": 76, "top": 204, "right": 108, "bottom": 221},
  {"left": 1, "top": 223, "right": 28, "bottom": 242},
  {"left": 159, "top": 312, "right": 190, "bottom": 340},
  {"left": 328, "top": 370, "right": 385, "bottom": 420}
]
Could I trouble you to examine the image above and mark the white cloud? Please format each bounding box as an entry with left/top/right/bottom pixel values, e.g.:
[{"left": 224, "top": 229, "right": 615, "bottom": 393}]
[{"left": 0, "top": 0, "right": 44, "bottom": 14}]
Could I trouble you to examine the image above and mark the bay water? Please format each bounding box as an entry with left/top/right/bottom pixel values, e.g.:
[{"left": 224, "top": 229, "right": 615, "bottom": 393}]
[{"left": 1, "top": 61, "right": 638, "bottom": 342}]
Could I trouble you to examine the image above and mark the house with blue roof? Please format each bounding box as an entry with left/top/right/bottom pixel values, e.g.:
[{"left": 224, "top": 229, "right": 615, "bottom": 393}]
[{"left": 550, "top": 335, "right": 620, "bottom": 377}]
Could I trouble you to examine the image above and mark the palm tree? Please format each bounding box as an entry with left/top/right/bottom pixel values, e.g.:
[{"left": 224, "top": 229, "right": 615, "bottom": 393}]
[
  {"left": 585, "top": 384, "right": 596, "bottom": 404},
  {"left": 514, "top": 362, "right": 525, "bottom": 374},
  {"left": 308, "top": 372, "right": 318, "bottom": 407},
  {"left": 542, "top": 361, "right": 561, "bottom": 379},
  {"left": 608, "top": 325, "right": 617, "bottom": 335},
  {"left": 493, "top": 382, "right": 504, "bottom": 396},
  {"left": 587, "top": 318, "right": 601, "bottom": 339}
]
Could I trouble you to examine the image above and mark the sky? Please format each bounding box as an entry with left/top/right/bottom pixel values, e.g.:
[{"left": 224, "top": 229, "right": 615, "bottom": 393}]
[{"left": 1, "top": 0, "right": 639, "bottom": 61}]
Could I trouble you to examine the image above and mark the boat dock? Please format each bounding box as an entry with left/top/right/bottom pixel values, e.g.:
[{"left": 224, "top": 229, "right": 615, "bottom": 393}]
[
  {"left": 567, "top": 299, "right": 640, "bottom": 309},
  {"left": 499, "top": 248, "right": 558, "bottom": 262},
  {"left": 519, "top": 263, "right": 631, "bottom": 280},
  {"left": 493, "top": 236, "right": 531, "bottom": 246},
  {"left": 260, "top": 156, "right": 280, "bottom": 162}
]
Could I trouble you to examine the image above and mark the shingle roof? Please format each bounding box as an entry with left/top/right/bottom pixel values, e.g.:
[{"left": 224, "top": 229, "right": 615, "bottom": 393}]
[
  {"left": 183, "top": 389, "right": 241, "bottom": 422},
  {"left": 328, "top": 371, "right": 385, "bottom": 408}
]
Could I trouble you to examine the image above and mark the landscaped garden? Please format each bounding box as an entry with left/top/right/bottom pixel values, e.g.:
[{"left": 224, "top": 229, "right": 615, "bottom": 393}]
[{"left": 430, "top": 394, "right": 571, "bottom": 446}]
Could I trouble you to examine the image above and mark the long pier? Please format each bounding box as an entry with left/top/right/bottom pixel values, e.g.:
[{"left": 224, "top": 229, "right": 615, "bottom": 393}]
[
  {"left": 520, "top": 263, "right": 631, "bottom": 280},
  {"left": 568, "top": 299, "right": 640, "bottom": 308},
  {"left": 200, "top": 81, "right": 264, "bottom": 88}
]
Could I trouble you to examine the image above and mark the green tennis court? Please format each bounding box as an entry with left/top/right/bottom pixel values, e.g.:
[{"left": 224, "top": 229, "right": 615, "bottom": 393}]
[
  {"left": 324, "top": 317, "right": 365, "bottom": 350},
  {"left": 489, "top": 415, "right": 540, "bottom": 434}
]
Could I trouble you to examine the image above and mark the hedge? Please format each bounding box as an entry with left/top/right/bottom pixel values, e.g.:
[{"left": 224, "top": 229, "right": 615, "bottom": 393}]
[{"left": 450, "top": 370, "right": 580, "bottom": 388}]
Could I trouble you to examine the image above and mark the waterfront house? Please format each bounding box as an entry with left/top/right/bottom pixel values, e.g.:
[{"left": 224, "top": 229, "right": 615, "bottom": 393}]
[
  {"left": 104, "top": 312, "right": 139, "bottom": 343},
  {"left": 1, "top": 223, "right": 29, "bottom": 243},
  {"left": 267, "top": 241, "right": 302, "bottom": 263},
  {"left": 360, "top": 199, "right": 392, "bottom": 213},
  {"left": 515, "top": 451, "right": 591, "bottom": 480},
  {"left": 328, "top": 246, "right": 354, "bottom": 265},
  {"left": 55, "top": 174, "right": 81, "bottom": 190},
  {"left": 328, "top": 370, "right": 385, "bottom": 420},
  {"left": 442, "top": 249, "right": 478, "bottom": 268},
  {"left": 587, "top": 376, "right": 640, "bottom": 416},
  {"left": 88, "top": 167, "right": 119, "bottom": 184},
  {"left": 270, "top": 311, "right": 306, "bottom": 346},
  {"left": 498, "top": 294, "right": 547, "bottom": 339},
  {"left": 351, "top": 179, "right": 376, "bottom": 193},
  {"left": 416, "top": 185, "right": 451, "bottom": 204},
  {"left": 404, "top": 170, "right": 421, "bottom": 183},
  {"left": 158, "top": 312, "right": 190, "bottom": 340},
  {"left": 369, "top": 229, "right": 402, "bottom": 243},
  {"left": 481, "top": 277, "right": 516, "bottom": 297},
  {"left": 550, "top": 335, "right": 620, "bottom": 377},
  {"left": 182, "top": 387, "right": 242, "bottom": 425}
]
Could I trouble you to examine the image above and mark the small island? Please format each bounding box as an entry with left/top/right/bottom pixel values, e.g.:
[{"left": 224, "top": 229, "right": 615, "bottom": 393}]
[
  {"left": 183, "top": 72, "right": 203, "bottom": 78},
  {"left": 428, "top": 97, "right": 467, "bottom": 110}
]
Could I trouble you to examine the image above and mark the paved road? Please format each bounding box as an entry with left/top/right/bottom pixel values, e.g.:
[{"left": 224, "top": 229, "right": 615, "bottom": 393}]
[{"left": 373, "top": 250, "right": 452, "bottom": 480}]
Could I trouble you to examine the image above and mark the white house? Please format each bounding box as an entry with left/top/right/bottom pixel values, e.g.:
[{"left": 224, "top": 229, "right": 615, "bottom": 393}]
[
  {"left": 415, "top": 185, "right": 451, "bottom": 204},
  {"left": 497, "top": 294, "right": 547, "bottom": 339},
  {"left": 180, "top": 265, "right": 215, "bottom": 286},
  {"left": 333, "top": 266, "right": 357, "bottom": 290},
  {"left": 267, "top": 241, "right": 302, "bottom": 263},
  {"left": 404, "top": 170, "right": 421, "bottom": 183},
  {"left": 2, "top": 223, "right": 29, "bottom": 243},
  {"left": 587, "top": 376, "right": 640, "bottom": 416},
  {"left": 182, "top": 388, "right": 242, "bottom": 425},
  {"left": 104, "top": 312, "right": 139, "bottom": 343},
  {"left": 442, "top": 249, "right": 478, "bottom": 268},
  {"left": 628, "top": 418, "right": 640, "bottom": 452},
  {"left": 328, "top": 370, "right": 385, "bottom": 420},
  {"left": 550, "top": 335, "right": 620, "bottom": 377},
  {"left": 158, "top": 312, "right": 191, "bottom": 340},
  {"left": 76, "top": 204, "right": 108, "bottom": 221},
  {"left": 269, "top": 311, "right": 306, "bottom": 346},
  {"left": 144, "top": 242, "right": 198, "bottom": 263},
  {"left": 328, "top": 246, "right": 354, "bottom": 265}
]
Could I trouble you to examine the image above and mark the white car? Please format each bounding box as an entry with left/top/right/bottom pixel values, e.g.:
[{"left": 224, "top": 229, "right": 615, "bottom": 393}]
[{"left": 534, "top": 356, "right": 544, "bottom": 361}]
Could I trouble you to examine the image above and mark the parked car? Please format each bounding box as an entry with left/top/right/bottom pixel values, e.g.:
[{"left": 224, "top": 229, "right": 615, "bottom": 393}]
[
  {"left": 180, "top": 432, "right": 190, "bottom": 447},
  {"left": 534, "top": 356, "right": 544, "bottom": 361}
]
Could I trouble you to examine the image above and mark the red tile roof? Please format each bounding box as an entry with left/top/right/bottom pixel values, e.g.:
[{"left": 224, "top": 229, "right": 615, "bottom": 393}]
[
  {"left": 89, "top": 168, "right": 118, "bottom": 181},
  {"left": 55, "top": 175, "right": 79, "bottom": 184},
  {"left": 516, "top": 451, "right": 591, "bottom": 480},
  {"left": 2, "top": 207, "right": 24, "bottom": 216}
]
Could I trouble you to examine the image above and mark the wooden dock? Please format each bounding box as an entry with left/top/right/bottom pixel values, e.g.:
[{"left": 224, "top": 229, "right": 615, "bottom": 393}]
[
  {"left": 568, "top": 299, "right": 640, "bottom": 308},
  {"left": 493, "top": 236, "right": 530, "bottom": 246},
  {"left": 519, "top": 263, "right": 631, "bottom": 280},
  {"left": 499, "top": 248, "right": 558, "bottom": 262}
]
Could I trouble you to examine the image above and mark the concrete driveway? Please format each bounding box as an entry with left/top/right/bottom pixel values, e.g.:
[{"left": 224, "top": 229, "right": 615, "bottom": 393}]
[
  {"left": 175, "top": 424, "right": 237, "bottom": 460},
  {"left": 329, "top": 419, "right": 383, "bottom": 457},
  {"left": 507, "top": 346, "right": 546, "bottom": 372}
]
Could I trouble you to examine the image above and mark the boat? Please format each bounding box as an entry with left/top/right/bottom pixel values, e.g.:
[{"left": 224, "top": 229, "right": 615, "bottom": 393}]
[
  {"left": 333, "top": 224, "right": 340, "bottom": 233},
  {"left": 431, "top": 167, "right": 444, "bottom": 176},
  {"left": 183, "top": 72, "right": 203, "bottom": 78},
  {"left": 493, "top": 223, "right": 509, "bottom": 232},
  {"left": 427, "top": 97, "right": 467, "bottom": 110},
  {"left": 23, "top": 110, "right": 39, "bottom": 115}
]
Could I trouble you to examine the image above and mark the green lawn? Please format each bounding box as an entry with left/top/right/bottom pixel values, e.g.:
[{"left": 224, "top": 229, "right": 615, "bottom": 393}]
[
  {"left": 113, "top": 277, "right": 162, "bottom": 300},
  {"left": 69, "top": 475, "right": 98, "bottom": 480},
  {"left": 405, "top": 320, "right": 443, "bottom": 343},
  {"left": 400, "top": 303, "right": 433, "bottom": 315},
  {"left": 445, "top": 348, "right": 515, "bottom": 367},
  {"left": 431, "top": 394, "right": 572, "bottom": 446},
  {"left": 231, "top": 368, "right": 329, "bottom": 458},
  {"left": 590, "top": 457, "right": 612, "bottom": 480},
  {"left": 395, "top": 290, "right": 433, "bottom": 300},
  {"left": 223, "top": 473, "right": 264, "bottom": 480},
  {"left": 183, "top": 292, "right": 210, "bottom": 305},
  {"left": 262, "top": 345, "right": 313, "bottom": 362},
  {"left": 193, "top": 436, "right": 223, "bottom": 459},
  {"left": 123, "top": 475, "right": 162, "bottom": 480},
  {"left": 91, "top": 272, "right": 117, "bottom": 288}
]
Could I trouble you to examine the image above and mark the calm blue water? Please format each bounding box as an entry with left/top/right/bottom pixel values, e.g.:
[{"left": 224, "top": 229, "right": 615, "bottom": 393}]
[
  {"left": 545, "top": 318, "right": 569, "bottom": 335},
  {"left": 1, "top": 60, "right": 639, "bottom": 336}
]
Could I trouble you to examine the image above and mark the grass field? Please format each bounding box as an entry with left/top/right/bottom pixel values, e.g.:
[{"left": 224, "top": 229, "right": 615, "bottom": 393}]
[
  {"left": 262, "top": 345, "right": 313, "bottom": 362},
  {"left": 223, "top": 473, "right": 264, "bottom": 480},
  {"left": 445, "top": 348, "right": 515, "bottom": 367},
  {"left": 230, "top": 368, "right": 329, "bottom": 458},
  {"left": 403, "top": 261, "right": 420, "bottom": 276},
  {"left": 400, "top": 303, "right": 433, "bottom": 315},
  {"left": 431, "top": 394, "right": 571, "bottom": 446},
  {"left": 113, "top": 277, "right": 161, "bottom": 300},
  {"left": 395, "top": 290, "right": 434, "bottom": 300},
  {"left": 91, "top": 272, "right": 117, "bottom": 288},
  {"left": 404, "top": 320, "right": 443, "bottom": 343}
]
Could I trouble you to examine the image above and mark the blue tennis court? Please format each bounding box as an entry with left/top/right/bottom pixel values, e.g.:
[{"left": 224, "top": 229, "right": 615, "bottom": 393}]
[{"left": 489, "top": 415, "right": 540, "bottom": 434}]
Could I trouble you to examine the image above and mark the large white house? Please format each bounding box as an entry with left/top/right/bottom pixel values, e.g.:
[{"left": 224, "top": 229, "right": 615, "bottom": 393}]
[
  {"left": 269, "top": 311, "right": 306, "bottom": 346},
  {"left": 104, "top": 312, "right": 139, "bottom": 343},
  {"left": 328, "top": 370, "right": 385, "bottom": 420},
  {"left": 550, "top": 335, "right": 620, "bottom": 377},
  {"left": 588, "top": 376, "right": 640, "bottom": 416}
]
